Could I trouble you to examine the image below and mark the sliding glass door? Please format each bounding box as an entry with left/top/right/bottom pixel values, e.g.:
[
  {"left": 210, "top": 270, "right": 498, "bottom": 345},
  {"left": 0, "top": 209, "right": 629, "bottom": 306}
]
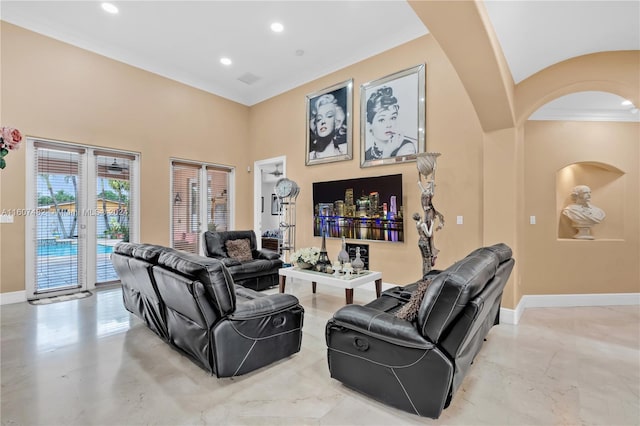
[{"left": 26, "top": 139, "right": 139, "bottom": 299}]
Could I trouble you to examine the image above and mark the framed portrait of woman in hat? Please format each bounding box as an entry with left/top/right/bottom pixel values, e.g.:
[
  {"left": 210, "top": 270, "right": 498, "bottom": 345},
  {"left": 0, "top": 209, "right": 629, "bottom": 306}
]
[
  {"left": 360, "top": 64, "right": 425, "bottom": 168},
  {"left": 305, "top": 79, "right": 353, "bottom": 166}
]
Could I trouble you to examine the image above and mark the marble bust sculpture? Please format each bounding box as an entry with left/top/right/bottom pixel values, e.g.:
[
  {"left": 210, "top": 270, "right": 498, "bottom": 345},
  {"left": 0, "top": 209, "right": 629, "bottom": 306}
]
[{"left": 562, "top": 185, "right": 606, "bottom": 239}]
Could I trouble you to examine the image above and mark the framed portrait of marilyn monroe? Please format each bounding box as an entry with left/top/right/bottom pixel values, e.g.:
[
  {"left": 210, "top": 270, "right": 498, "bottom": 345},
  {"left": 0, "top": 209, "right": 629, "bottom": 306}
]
[
  {"left": 305, "top": 79, "right": 353, "bottom": 166},
  {"left": 360, "top": 64, "right": 425, "bottom": 168}
]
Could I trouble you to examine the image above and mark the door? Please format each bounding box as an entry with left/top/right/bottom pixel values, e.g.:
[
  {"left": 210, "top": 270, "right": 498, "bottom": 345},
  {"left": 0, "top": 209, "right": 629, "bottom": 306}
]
[
  {"left": 32, "top": 143, "right": 87, "bottom": 294},
  {"left": 26, "top": 139, "right": 139, "bottom": 299},
  {"left": 95, "top": 152, "right": 136, "bottom": 284},
  {"left": 253, "top": 156, "right": 286, "bottom": 250}
]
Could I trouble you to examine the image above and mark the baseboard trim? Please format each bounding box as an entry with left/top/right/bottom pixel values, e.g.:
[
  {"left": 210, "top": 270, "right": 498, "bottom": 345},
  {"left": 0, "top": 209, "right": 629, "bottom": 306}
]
[
  {"left": 501, "top": 293, "right": 640, "bottom": 325},
  {"left": 0, "top": 290, "right": 27, "bottom": 305}
]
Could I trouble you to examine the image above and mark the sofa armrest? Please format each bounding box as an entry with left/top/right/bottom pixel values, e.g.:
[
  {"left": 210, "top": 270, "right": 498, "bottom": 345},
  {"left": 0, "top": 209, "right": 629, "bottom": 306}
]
[
  {"left": 331, "top": 305, "right": 433, "bottom": 350},
  {"left": 254, "top": 249, "right": 280, "bottom": 260},
  {"left": 230, "top": 293, "right": 300, "bottom": 320},
  {"left": 219, "top": 258, "right": 241, "bottom": 267}
]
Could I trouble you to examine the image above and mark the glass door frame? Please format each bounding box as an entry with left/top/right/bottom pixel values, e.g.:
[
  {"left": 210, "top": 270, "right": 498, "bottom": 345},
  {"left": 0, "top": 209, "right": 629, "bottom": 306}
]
[{"left": 25, "top": 138, "right": 140, "bottom": 299}]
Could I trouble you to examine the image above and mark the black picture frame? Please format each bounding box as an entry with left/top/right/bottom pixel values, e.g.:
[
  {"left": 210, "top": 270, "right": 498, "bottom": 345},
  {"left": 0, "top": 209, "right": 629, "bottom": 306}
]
[
  {"left": 360, "top": 64, "right": 426, "bottom": 168},
  {"left": 306, "top": 79, "right": 353, "bottom": 166},
  {"left": 271, "top": 194, "right": 279, "bottom": 215}
]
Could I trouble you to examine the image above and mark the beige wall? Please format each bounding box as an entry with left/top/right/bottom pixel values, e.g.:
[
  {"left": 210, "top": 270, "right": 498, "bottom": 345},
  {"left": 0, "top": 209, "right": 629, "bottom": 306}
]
[
  {"left": 0, "top": 22, "right": 252, "bottom": 293},
  {"left": 249, "top": 35, "right": 486, "bottom": 287},
  {"left": 523, "top": 121, "right": 639, "bottom": 295},
  {"left": 2, "top": 19, "right": 638, "bottom": 308}
]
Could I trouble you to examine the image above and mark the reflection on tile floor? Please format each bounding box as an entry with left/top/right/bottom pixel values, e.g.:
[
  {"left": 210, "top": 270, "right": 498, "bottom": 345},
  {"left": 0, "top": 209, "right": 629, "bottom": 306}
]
[{"left": 1, "top": 282, "right": 638, "bottom": 425}]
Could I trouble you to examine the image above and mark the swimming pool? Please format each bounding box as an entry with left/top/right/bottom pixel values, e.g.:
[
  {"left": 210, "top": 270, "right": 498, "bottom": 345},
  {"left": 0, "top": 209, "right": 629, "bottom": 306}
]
[{"left": 38, "top": 242, "right": 114, "bottom": 257}]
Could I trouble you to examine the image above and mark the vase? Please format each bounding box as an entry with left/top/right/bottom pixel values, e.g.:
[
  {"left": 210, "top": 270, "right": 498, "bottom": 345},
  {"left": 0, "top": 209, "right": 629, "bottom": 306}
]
[
  {"left": 337, "top": 236, "right": 349, "bottom": 266},
  {"left": 351, "top": 247, "right": 365, "bottom": 274}
]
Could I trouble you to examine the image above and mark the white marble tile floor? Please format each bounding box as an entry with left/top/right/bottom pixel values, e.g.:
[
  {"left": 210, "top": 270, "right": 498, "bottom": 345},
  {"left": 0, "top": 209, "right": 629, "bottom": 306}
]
[{"left": 1, "top": 282, "right": 638, "bottom": 425}]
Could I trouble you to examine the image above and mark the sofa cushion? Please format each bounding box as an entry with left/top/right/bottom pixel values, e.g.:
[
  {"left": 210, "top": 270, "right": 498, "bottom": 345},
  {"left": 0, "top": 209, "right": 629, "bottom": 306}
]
[
  {"left": 114, "top": 242, "right": 136, "bottom": 256},
  {"left": 485, "top": 243, "right": 512, "bottom": 263},
  {"left": 132, "top": 244, "right": 166, "bottom": 264},
  {"left": 416, "top": 246, "right": 500, "bottom": 343},
  {"left": 157, "top": 250, "right": 236, "bottom": 316},
  {"left": 225, "top": 238, "right": 253, "bottom": 262}
]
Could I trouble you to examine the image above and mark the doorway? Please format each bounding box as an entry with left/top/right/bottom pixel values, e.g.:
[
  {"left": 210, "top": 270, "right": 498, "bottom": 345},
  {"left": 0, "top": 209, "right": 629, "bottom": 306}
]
[
  {"left": 25, "top": 139, "right": 139, "bottom": 299},
  {"left": 253, "top": 156, "right": 286, "bottom": 250}
]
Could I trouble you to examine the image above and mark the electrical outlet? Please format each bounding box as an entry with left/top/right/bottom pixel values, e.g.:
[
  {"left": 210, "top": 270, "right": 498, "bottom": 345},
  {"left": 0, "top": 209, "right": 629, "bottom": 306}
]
[{"left": 456, "top": 216, "right": 463, "bottom": 225}]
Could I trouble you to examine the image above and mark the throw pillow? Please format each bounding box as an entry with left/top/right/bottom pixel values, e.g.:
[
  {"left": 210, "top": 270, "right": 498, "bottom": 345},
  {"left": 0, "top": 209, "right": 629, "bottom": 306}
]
[
  {"left": 395, "top": 278, "right": 432, "bottom": 322},
  {"left": 225, "top": 239, "right": 253, "bottom": 262}
]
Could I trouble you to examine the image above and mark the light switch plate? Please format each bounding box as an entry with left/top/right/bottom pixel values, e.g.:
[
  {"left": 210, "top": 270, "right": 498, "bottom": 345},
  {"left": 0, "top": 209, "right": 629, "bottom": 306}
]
[
  {"left": 0, "top": 214, "right": 14, "bottom": 223},
  {"left": 530, "top": 215, "right": 536, "bottom": 225},
  {"left": 456, "top": 216, "right": 463, "bottom": 225}
]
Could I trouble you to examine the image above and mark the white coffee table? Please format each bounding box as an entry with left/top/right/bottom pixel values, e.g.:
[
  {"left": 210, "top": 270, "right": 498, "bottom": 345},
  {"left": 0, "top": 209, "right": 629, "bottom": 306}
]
[{"left": 278, "top": 267, "right": 382, "bottom": 304}]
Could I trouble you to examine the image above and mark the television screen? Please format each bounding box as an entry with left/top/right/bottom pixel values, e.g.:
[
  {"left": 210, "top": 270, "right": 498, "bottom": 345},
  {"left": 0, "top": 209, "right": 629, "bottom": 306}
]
[{"left": 313, "top": 174, "right": 403, "bottom": 242}]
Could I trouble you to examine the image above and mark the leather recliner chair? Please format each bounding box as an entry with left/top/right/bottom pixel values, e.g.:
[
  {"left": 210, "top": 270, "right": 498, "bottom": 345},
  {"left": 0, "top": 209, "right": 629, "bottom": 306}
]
[
  {"left": 325, "top": 243, "right": 515, "bottom": 418},
  {"left": 112, "top": 242, "right": 304, "bottom": 377},
  {"left": 203, "top": 230, "right": 283, "bottom": 291}
]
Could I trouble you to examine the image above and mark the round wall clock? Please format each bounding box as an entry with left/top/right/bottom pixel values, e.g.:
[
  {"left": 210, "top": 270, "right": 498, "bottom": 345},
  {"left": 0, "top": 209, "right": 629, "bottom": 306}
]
[{"left": 275, "top": 178, "right": 299, "bottom": 199}]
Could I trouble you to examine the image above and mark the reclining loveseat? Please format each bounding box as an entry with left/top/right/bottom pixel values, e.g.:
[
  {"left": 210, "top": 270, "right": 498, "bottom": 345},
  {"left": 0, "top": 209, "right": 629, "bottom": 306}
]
[
  {"left": 111, "top": 242, "right": 304, "bottom": 377},
  {"left": 325, "top": 243, "right": 515, "bottom": 418},
  {"left": 203, "top": 230, "right": 283, "bottom": 291}
]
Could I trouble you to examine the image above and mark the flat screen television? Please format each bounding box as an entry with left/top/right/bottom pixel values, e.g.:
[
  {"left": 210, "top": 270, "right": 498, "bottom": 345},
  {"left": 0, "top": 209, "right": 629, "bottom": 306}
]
[{"left": 313, "top": 174, "right": 403, "bottom": 242}]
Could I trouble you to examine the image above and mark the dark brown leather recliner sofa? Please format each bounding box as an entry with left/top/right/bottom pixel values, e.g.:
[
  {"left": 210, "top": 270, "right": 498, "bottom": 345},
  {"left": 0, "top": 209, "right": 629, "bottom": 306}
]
[
  {"left": 111, "top": 242, "right": 303, "bottom": 377},
  {"left": 325, "top": 243, "right": 515, "bottom": 418}
]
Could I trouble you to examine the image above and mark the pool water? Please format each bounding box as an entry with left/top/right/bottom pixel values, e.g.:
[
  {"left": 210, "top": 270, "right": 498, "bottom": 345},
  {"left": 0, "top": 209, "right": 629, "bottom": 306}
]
[{"left": 38, "top": 242, "right": 114, "bottom": 257}]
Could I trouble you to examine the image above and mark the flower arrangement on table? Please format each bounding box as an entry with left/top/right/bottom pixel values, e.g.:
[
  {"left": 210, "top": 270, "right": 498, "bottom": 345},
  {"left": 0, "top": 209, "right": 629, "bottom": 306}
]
[
  {"left": 0, "top": 126, "right": 23, "bottom": 170},
  {"left": 290, "top": 247, "right": 320, "bottom": 269}
]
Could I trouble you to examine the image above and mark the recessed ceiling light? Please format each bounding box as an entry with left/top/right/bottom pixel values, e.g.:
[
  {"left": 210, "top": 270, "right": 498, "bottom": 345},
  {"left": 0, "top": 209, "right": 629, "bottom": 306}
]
[
  {"left": 220, "top": 57, "right": 232, "bottom": 66},
  {"left": 621, "top": 100, "right": 633, "bottom": 106},
  {"left": 101, "top": 2, "right": 119, "bottom": 14},
  {"left": 271, "top": 22, "right": 284, "bottom": 33}
]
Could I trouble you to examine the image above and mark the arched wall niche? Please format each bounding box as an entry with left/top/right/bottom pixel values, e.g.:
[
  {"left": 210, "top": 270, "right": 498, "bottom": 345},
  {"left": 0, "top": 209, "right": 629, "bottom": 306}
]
[{"left": 556, "top": 162, "right": 624, "bottom": 240}]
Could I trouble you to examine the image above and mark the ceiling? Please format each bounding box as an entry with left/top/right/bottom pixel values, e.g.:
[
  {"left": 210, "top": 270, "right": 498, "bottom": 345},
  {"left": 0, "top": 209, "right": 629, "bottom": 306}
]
[{"left": 1, "top": 1, "right": 639, "bottom": 121}]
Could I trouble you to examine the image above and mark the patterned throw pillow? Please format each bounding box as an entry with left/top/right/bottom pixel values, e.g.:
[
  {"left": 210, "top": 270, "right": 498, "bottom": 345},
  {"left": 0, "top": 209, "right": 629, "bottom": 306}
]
[
  {"left": 395, "top": 278, "right": 432, "bottom": 322},
  {"left": 225, "top": 239, "right": 253, "bottom": 262}
]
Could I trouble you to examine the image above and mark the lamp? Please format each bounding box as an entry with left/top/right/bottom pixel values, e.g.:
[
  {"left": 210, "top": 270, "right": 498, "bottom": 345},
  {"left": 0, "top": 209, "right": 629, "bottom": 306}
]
[{"left": 174, "top": 193, "right": 182, "bottom": 204}]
